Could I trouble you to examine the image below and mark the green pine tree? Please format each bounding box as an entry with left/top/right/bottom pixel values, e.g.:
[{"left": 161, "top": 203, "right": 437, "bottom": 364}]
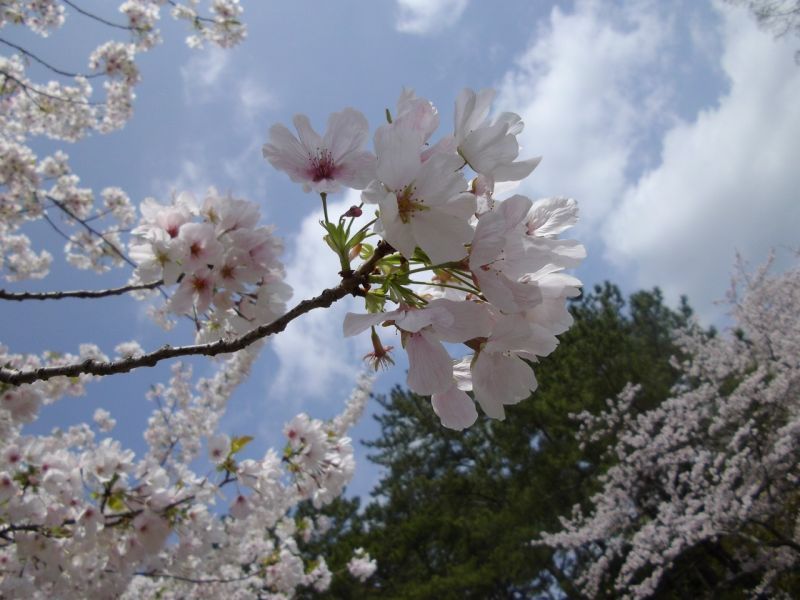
[{"left": 300, "top": 283, "right": 694, "bottom": 599}]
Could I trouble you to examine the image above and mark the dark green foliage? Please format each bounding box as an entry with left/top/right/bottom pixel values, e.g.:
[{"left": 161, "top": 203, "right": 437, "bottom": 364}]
[{"left": 302, "top": 283, "right": 694, "bottom": 599}]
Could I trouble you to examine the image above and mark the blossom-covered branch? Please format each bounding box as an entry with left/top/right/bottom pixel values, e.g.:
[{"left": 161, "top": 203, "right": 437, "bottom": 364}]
[
  {"left": 539, "top": 254, "right": 800, "bottom": 598},
  {"left": 0, "top": 241, "right": 392, "bottom": 385},
  {"left": 1, "top": 1, "right": 247, "bottom": 283},
  {"left": 1, "top": 347, "right": 378, "bottom": 597}
]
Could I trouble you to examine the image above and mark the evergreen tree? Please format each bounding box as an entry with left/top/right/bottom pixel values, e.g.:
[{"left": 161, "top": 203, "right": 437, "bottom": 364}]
[{"left": 300, "top": 283, "right": 694, "bottom": 599}]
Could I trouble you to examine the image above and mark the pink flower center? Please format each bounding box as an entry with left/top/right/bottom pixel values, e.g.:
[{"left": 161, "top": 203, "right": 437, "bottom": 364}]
[
  {"left": 308, "top": 149, "right": 337, "bottom": 182},
  {"left": 191, "top": 275, "right": 210, "bottom": 293}
]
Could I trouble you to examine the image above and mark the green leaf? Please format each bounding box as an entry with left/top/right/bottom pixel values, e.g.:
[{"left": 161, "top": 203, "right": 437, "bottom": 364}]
[
  {"left": 365, "top": 292, "right": 386, "bottom": 314},
  {"left": 107, "top": 494, "right": 125, "bottom": 512},
  {"left": 359, "top": 243, "right": 375, "bottom": 260},
  {"left": 230, "top": 435, "right": 254, "bottom": 455}
]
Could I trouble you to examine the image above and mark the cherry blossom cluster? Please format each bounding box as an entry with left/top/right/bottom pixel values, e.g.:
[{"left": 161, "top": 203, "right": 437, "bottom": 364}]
[
  {"left": 0, "top": 340, "right": 376, "bottom": 598},
  {"left": 129, "top": 189, "right": 291, "bottom": 341},
  {"left": 2, "top": 7, "right": 586, "bottom": 594},
  {"left": 264, "top": 88, "right": 585, "bottom": 429},
  {"left": 0, "top": 0, "right": 65, "bottom": 36},
  {"left": 347, "top": 547, "right": 378, "bottom": 582},
  {"left": 539, "top": 255, "right": 800, "bottom": 598},
  {"left": 0, "top": 342, "right": 110, "bottom": 437},
  {"left": 170, "top": 0, "right": 246, "bottom": 49},
  {"left": 0, "top": 1, "right": 246, "bottom": 282}
]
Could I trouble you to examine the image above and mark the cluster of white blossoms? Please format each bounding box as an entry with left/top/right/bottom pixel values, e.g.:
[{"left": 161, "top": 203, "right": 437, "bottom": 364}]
[
  {"left": 129, "top": 189, "right": 291, "bottom": 341},
  {"left": 539, "top": 256, "right": 800, "bottom": 598},
  {"left": 0, "top": 1, "right": 245, "bottom": 282},
  {"left": 0, "top": 4, "right": 386, "bottom": 596},
  {"left": 347, "top": 547, "right": 378, "bottom": 582},
  {"left": 1, "top": 3, "right": 587, "bottom": 595},
  {"left": 264, "top": 88, "right": 585, "bottom": 429},
  {"left": 0, "top": 342, "right": 376, "bottom": 597}
]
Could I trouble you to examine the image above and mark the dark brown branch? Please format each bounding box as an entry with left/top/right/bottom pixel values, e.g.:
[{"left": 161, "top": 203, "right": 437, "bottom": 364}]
[
  {"left": 47, "top": 195, "right": 138, "bottom": 269},
  {"left": 0, "top": 495, "right": 195, "bottom": 542},
  {"left": 0, "top": 38, "right": 101, "bottom": 79},
  {"left": 44, "top": 197, "right": 172, "bottom": 304},
  {"left": 41, "top": 210, "right": 73, "bottom": 243},
  {"left": 0, "top": 69, "right": 103, "bottom": 106},
  {"left": 135, "top": 571, "right": 255, "bottom": 585},
  {"left": 0, "top": 242, "right": 394, "bottom": 386},
  {"left": 61, "top": 0, "right": 132, "bottom": 30},
  {"left": 166, "top": 0, "right": 218, "bottom": 24},
  {"left": 0, "top": 280, "right": 162, "bottom": 301},
  {"left": 749, "top": 519, "right": 800, "bottom": 554}
]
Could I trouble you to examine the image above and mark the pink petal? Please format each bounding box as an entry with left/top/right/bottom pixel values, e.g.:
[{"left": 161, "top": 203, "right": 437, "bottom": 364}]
[
  {"left": 292, "top": 114, "right": 323, "bottom": 153},
  {"left": 324, "top": 108, "right": 370, "bottom": 161},
  {"left": 406, "top": 331, "right": 453, "bottom": 395},
  {"left": 343, "top": 310, "right": 400, "bottom": 337},
  {"left": 472, "top": 351, "right": 537, "bottom": 419},
  {"left": 431, "top": 385, "right": 478, "bottom": 430},
  {"left": 263, "top": 123, "right": 312, "bottom": 182}
]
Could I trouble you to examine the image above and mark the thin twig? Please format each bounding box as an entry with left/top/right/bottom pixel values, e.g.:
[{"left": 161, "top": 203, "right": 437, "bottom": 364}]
[
  {"left": 45, "top": 196, "right": 174, "bottom": 304},
  {"left": 135, "top": 571, "right": 255, "bottom": 585},
  {"left": 83, "top": 208, "right": 115, "bottom": 223},
  {"left": 0, "top": 69, "right": 103, "bottom": 107},
  {"left": 0, "top": 38, "right": 101, "bottom": 79},
  {"left": 0, "top": 280, "right": 162, "bottom": 301},
  {"left": 61, "top": 0, "right": 132, "bottom": 30},
  {"left": 0, "top": 242, "right": 395, "bottom": 386},
  {"left": 41, "top": 211, "right": 74, "bottom": 243},
  {"left": 46, "top": 195, "right": 137, "bottom": 269},
  {"left": 166, "top": 0, "right": 218, "bottom": 24}
]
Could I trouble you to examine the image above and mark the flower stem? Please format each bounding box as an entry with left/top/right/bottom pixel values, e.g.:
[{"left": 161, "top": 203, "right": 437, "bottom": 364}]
[
  {"left": 406, "top": 280, "right": 478, "bottom": 294},
  {"left": 403, "top": 261, "right": 462, "bottom": 276},
  {"left": 320, "top": 192, "right": 330, "bottom": 224}
]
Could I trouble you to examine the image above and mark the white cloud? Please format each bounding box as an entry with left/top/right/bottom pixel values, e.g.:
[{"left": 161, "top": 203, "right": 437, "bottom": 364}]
[
  {"left": 151, "top": 157, "right": 215, "bottom": 201},
  {"left": 496, "top": 0, "right": 672, "bottom": 231},
  {"left": 395, "top": 0, "right": 468, "bottom": 34},
  {"left": 180, "top": 47, "right": 231, "bottom": 101},
  {"left": 237, "top": 78, "right": 280, "bottom": 119},
  {"left": 180, "top": 49, "right": 278, "bottom": 122},
  {"left": 268, "top": 191, "right": 393, "bottom": 403},
  {"left": 494, "top": 0, "right": 800, "bottom": 320},
  {"left": 603, "top": 4, "right": 800, "bottom": 319}
]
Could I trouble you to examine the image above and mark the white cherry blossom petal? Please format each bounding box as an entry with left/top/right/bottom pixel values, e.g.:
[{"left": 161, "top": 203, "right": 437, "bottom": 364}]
[
  {"left": 431, "top": 385, "right": 478, "bottom": 430},
  {"left": 405, "top": 330, "right": 454, "bottom": 396}
]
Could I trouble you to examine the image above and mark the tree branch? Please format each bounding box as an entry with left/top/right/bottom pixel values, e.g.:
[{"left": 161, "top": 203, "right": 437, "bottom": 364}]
[
  {"left": 46, "top": 194, "right": 137, "bottom": 269},
  {"left": 166, "top": 0, "right": 219, "bottom": 25},
  {"left": 0, "top": 242, "right": 394, "bottom": 386},
  {"left": 0, "top": 69, "right": 103, "bottom": 106},
  {"left": 61, "top": 0, "right": 132, "bottom": 30},
  {"left": 0, "top": 280, "right": 162, "bottom": 301},
  {"left": 135, "top": 571, "right": 255, "bottom": 585},
  {"left": 0, "top": 38, "right": 101, "bottom": 79}
]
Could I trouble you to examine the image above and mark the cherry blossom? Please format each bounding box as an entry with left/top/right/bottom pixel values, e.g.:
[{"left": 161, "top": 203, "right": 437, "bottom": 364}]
[
  {"left": 454, "top": 87, "right": 542, "bottom": 184},
  {"left": 363, "top": 124, "right": 476, "bottom": 263},
  {"left": 344, "top": 299, "right": 493, "bottom": 396},
  {"left": 347, "top": 547, "right": 378, "bottom": 582},
  {"left": 1, "top": 9, "right": 588, "bottom": 589},
  {"left": 540, "top": 255, "right": 800, "bottom": 598},
  {"left": 262, "top": 108, "right": 376, "bottom": 194},
  {"left": 0, "top": 1, "right": 248, "bottom": 284}
]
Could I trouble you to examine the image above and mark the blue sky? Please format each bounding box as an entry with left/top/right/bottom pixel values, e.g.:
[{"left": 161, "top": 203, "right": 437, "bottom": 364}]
[{"left": 4, "top": 0, "right": 800, "bottom": 498}]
